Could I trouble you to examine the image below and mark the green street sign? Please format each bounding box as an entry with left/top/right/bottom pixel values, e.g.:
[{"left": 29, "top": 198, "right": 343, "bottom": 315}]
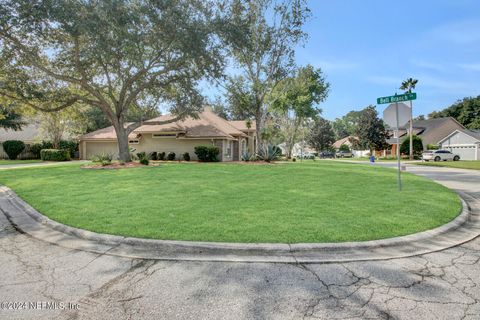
[{"left": 377, "top": 92, "right": 416, "bottom": 104}]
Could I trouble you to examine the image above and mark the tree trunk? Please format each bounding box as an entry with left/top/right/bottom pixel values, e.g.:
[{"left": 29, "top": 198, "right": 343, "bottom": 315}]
[
  {"left": 113, "top": 121, "right": 132, "bottom": 162},
  {"left": 255, "top": 110, "right": 264, "bottom": 156}
]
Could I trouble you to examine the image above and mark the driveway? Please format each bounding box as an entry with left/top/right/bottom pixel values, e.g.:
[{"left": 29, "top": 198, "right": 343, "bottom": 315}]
[{"left": 0, "top": 164, "right": 479, "bottom": 319}]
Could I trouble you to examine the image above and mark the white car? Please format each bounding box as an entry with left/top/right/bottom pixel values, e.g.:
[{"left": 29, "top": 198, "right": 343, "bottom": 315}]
[{"left": 422, "top": 150, "right": 460, "bottom": 162}]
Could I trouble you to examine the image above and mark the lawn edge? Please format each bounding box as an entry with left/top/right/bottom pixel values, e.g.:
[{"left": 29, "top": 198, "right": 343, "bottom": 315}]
[{"left": 2, "top": 184, "right": 479, "bottom": 263}]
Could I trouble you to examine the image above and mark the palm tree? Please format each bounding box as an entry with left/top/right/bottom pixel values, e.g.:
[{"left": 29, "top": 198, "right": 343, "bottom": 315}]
[
  {"left": 400, "top": 78, "right": 418, "bottom": 160},
  {"left": 400, "top": 78, "right": 418, "bottom": 93}
]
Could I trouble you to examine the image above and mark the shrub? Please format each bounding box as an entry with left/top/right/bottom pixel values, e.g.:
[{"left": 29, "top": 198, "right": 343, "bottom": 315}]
[
  {"left": 292, "top": 157, "right": 296, "bottom": 162},
  {"left": 272, "top": 145, "right": 282, "bottom": 156},
  {"left": 400, "top": 135, "right": 423, "bottom": 156},
  {"left": 339, "top": 144, "right": 350, "bottom": 152},
  {"left": 91, "top": 153, "right": 113, "bottom": 166},
  {"left": 183, "top": 152, "right": 190, "bottom": 161},
  {"left": 149, "top": 151, "right": 158, "bottom": 160},
  {"left": 194, "top": 146, "right": 220, "bottom": 162},
  {"left": 59, "top": 140, "right": 78, "bottom": 158},
  {"left": 136, "top": 152, "right": 146, "bottom": 160},
  {"left": 139, "top": 158, "right": 149, "bottom": 165},
  {"left": 167, "top": 152, "right": 176, "bottom": 161},
  {"left": 241, "top": 151, "right": 251, "bottom": 162},
  {"left": 30, "top": 141, "right": 54, "bottom": 159},
  {"left": 257, "top": 144, "right": 280, "bottom": 162},
  {"left": 2, "top": 140, "right": 25, "bottom": 160},
  {"left": 158, "top": 152, "right": 166, "bottom": 161},
  {"left": 40, "top": 149, "right": 71, "bottom": 161},
  {"left": 427, "top": 144, "right": 439, "bottom": 150}
]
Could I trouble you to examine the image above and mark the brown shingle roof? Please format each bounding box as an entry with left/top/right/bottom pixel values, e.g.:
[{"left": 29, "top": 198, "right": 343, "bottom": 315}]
[
  {"left": 79, "top": 109, "right": 249, "bottom": 141},
  {"left": 386, "top": 117, "right": 465, "bottom": 146}
]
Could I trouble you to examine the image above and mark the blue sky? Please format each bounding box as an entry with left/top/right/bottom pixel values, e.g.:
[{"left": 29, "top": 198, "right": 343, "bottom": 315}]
[{"left": 296, "top": 0, "right": 480, "bottom": 120}]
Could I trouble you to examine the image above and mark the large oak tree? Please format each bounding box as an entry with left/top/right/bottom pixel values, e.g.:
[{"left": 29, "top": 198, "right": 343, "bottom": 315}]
[{"left": 0, "top": 0, "right": 224, "bottom": 161}]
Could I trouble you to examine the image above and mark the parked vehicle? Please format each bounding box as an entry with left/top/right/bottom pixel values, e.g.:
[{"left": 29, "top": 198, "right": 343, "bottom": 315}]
[
  {"left": 296, "top": 152, "right": 315, "bottom": 159},
  {"left": 335, "top": 150, "right": 353, "bottom": 158},
  {"left": 319, "top": 151, "right": 335, "bottom": 159},
  {"left": 422, "top": 150, "right": 460, "bottom": 162}
]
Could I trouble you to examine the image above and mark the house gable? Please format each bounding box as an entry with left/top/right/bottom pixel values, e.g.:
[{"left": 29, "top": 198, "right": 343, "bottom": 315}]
[{"left": 438, "top": 130, "right": 480, "bottom": 146}]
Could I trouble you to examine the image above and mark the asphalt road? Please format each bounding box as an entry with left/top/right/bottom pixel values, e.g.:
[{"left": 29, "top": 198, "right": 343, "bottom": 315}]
[{"left": 0, "top": 164, "right": 479, "bottom": 320}]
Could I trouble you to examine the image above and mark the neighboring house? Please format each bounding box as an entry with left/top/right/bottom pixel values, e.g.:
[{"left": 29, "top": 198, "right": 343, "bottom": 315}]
[
  {"left": 0, "top": 123, "right": 40, "bottom": 159},
  {"left": 78, "top": 108, "right": 256, "bottom": 161},
  {"left": 332, "top": 136, "right": 369, "bottom": 157},
  {"left": 387, "top": 117, "right": 465, "bottom": 156},
  {"left": 278, "top": 141, "right": 316, "bottom": 157},
  {"left": 438, "top": 129, "right": 480, "bottom": 160}
]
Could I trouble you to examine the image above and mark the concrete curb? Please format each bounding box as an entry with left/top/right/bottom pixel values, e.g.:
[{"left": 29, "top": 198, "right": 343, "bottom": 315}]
[{"left": 1, "top": 182, "right": 479, "bottom": 263}]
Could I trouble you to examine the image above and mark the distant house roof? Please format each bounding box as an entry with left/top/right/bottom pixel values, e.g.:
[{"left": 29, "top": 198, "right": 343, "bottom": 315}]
[
  {"left": 387, "top": 117, "right": 465, "bottom": 146},
  {"left": 0, "top": 123, "right": 41, "bottom": 143},
  {"left": 79, "top": 108, "right": 251, "bottom": 141},
  {"left": 333, "top": 136, "right": 357, "bottom": 149}
]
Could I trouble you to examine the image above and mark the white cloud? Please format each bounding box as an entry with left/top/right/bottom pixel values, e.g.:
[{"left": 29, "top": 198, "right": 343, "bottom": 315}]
[
  {"left": 458, "top": 63, "right": 480, "bottom": 72},
  {"left": 409, "top": 59, "right": 445, "bottom": 72},
  {"left": 427, "top": 19, "right": 480, "bottom": 45}
]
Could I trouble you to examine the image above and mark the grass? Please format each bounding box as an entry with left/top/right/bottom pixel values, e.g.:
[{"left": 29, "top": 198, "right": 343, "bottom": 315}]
[
  {"left": 0, "top": 159, "right": 44, "bottom": 165},
  {"left": 415, "top": 160, "right": 480, "bottom": 170},
  {"left": 0, "top": 162, "right": 461, "bottom": 243}
]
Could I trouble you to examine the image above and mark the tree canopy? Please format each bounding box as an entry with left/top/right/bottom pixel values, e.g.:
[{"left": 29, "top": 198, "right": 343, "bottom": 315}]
[
  {"left": 0, "top": 102, "right": 25, "bottom": 131},
  {"left": 220, "top": 0, "right": 311, "bottom": 154},
  {"left": 0, "top": 0, "right": 224, "bottom": 161},
  {"left": 353, "top": 106, "right": 389, "bottom": 152},
  {"left": 332, "top": 110, "right": 362, "bottom": 139},
  {"left": 307, "top": 117, "right": 335, "bottom": 152},
  {"left": 270, "top": 65, "right": 329, "bottom": 157},
  {"left": 428, "top": 96, "right": 480, "bottom": 129}
]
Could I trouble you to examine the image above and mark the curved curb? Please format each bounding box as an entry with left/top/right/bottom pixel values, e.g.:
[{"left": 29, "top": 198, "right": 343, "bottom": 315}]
[{"left": 1, "top": 183, "right": 479, "bottom": 263}]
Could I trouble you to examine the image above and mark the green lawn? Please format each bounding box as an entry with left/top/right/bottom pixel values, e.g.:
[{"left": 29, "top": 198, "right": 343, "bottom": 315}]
[
  {"left": 0, "top": 159, "right": 43, "bottom": 165},
  {"left": 0, "top": 162, "right": 461, "bottom": 243},
  {"left": 415, "top": 160, "right": 480, "bottom": 171}
]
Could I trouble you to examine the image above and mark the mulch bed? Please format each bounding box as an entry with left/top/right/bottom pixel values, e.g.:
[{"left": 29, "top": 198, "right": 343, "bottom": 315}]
[{"left": 81, "top": 162, "right": 157, "bottom": 170}]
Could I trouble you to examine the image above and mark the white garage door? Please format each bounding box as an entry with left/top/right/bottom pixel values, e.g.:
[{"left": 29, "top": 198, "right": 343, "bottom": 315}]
[{"left": 445, "top": 146, "right": 477, "bottom": 160}]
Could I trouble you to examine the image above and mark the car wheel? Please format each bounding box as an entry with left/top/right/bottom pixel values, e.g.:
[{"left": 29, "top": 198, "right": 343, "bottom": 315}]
[
  {"left": 434, "top": 156, "right": 441, "bottom": 162},
  {"left": 453, "top": 156, "right": 460, "bottom": 161}
]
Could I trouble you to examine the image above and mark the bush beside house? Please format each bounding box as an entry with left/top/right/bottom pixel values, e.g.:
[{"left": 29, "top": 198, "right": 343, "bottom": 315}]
[
  {"left": 194, "top": 146, "right": 220, "bottom": 162},
  {"left": 400, "top": 135, "right": 423, "bottom": 157},
  {"left": 40, "top": 149, "right": 71, "bottom": 161},
  {"left": 2, "top": 140, "right": 26, "bottom": 160}
]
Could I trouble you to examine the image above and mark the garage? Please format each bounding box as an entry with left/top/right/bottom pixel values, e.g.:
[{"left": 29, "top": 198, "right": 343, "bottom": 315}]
[{"left": 438, "top": 129, "right": 480, "bottom": 160}]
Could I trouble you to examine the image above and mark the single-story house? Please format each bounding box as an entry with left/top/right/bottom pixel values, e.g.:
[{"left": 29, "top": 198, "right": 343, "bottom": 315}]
[
  {"left": 78, "top": 108, "right": 256, "bottom": 161},
  {"left": 332, "top": 136, "right": 369, "bottom": 157},
  {"left": 438, "top": 129, "right": 480, "bottom": 160},
  {"left": 386, "top": 117, "right": 465, "bottom": 155}
]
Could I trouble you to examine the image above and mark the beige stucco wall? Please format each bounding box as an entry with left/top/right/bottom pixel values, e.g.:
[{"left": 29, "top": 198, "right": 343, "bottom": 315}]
[
  {"left": 132, "top": 135, "right": 215, "bottom": 160},
  {"left": 84, "top": 141, "right": 119, "bottom": 159},
  {"left": 83, "top": 136, "right": 217, "bottom": 160}
]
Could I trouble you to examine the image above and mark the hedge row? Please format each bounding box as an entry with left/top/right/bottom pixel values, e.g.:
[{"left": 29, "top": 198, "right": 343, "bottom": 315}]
[{"left": 40, "top": 149, "right": 71, "bottom": 161}]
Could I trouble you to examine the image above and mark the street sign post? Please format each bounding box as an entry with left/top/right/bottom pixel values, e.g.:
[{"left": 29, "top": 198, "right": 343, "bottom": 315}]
[
  {"left": 380, "top": 96, "right": 414, "bottom": 191},
  {"left": 377, "top": 92, "right": 416, "bottom": 105},
  {"left": 383, "top": 102, "right": 410, "bottom": 129}
]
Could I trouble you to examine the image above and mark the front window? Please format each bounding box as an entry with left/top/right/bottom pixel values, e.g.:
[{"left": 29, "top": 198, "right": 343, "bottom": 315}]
[{"left": 224, "top": 140, "right": 232, "bottom": 157}]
